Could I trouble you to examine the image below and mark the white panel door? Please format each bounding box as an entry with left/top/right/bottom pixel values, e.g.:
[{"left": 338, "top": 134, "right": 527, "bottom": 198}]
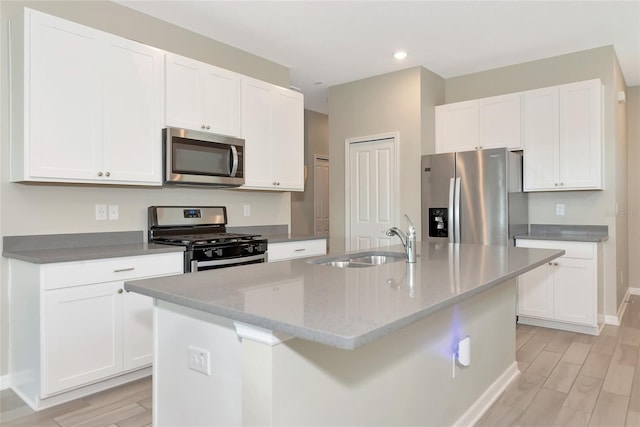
[
  {"left": 479, "top": 93, "right": 522, "bottom": 150},
  {"left": 272, "top": 87, "right": 304, "bottom": 190},
  {"left": 44, "top": 282, "right": 123, "bottom": 396},
  {"left": 553, "top": 258, "right": 596, "bottom": 326},
  {"left": 523, "top": 87, "right": 560, "bottom": 191},
  {"left": 200, "top": 64, "right": 241, "bottom": 137},
  {"left": 122, "top": 290, "right": 154, "bottom": 370},
  {"left": 559, "top": 80, "right": 602, "bottom": 189},
  {"left": 348, "top": 138, "right": 396, "bottom": 251},
  {"left": 516, "top": 263, "right": 554, "bottom": 319},
  {"left": 28, "top": 9, "right": 102, "bottom": 180},
  {"left": 435, "top": 100, "right": 479, "bottom": 153},
  {"left": 314, "top": 157, "right": 330, "bottom": 238},
  {"left": 165, "top": 54, "right": 201, "bottom": 130},
  {"left": 241, "top": 77, "right": 274, "bottom": 188},
  {"left": 102, "top": 37, "right": 163, "bottom": 184}
]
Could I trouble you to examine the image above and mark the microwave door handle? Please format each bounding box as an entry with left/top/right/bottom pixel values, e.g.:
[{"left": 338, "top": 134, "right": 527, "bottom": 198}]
[{"left": 230, "top": 145, "right": 239, "bottom": 177}]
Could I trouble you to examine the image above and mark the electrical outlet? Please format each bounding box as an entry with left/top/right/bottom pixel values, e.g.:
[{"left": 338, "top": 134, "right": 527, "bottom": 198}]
[
  {"left": 555, "top": 204, "right": 565, "bottom": 216},
  {"left": 243, "top": 204, "right": 251, "bottom": 217},
  {"left": 187, "top": 346, "right": 211, "bottom": 375},
  {"left": 95, "top": 204, "right": 107, "bottom": 221},
  {"left": 108, "top": 205, "right": 119, "bottom": 220}
]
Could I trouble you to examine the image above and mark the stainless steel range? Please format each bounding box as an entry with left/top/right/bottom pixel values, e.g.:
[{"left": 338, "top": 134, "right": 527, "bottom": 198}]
[{"left": 148, "top": 206, "right": 268, "bottom": 273}]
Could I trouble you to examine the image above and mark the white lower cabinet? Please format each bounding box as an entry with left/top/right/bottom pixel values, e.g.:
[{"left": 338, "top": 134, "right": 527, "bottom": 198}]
[
  {"left": 267, "top": 239, "right": 327, "bottom": 262},
  {"left": 516, "top": 239, "right": 601, "bottom": 335},
  {"left": 10, "top": 252, "right": 183, "bottom": 409}
]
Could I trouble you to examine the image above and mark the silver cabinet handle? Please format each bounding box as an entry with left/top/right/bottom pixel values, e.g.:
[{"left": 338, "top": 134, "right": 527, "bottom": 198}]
[
  {"left": 98, "top": 171, "right": 103, "bottom": 177},
  {"left": 117, "top": 288, "right": 123, "bottom": 294},
  {"left": 105, "top": 172, "right": 110, "bottom": 177},
  {"left": 114, "top": 267, "right": 135, "bottom": 273},
  {"left": 294, "top": 248, "right": 306, "bottom": 252},
  {"left": 206, "top": 125, "right": 210, "bottom": 130},
  {"left": 201, "top": 124, "right": 206, "bottom": 129}
]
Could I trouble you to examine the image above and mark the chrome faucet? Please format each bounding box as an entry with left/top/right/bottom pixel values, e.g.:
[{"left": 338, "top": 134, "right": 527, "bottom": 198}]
[{"left": 386, "top": 214, "right": 417, "bottom": 263}]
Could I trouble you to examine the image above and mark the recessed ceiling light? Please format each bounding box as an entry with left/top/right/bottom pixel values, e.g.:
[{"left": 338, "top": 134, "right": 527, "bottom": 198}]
[{"left": 393, "top": 51, "right": 407, "bottom": 60}]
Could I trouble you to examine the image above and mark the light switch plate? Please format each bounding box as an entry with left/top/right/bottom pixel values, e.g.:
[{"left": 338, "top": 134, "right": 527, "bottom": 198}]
[
  {"left": 555, "top": 204, "right": 565, "bottom": 216},
  {"left": 108, "top": 205, "right": 119, "bottom": 220}
]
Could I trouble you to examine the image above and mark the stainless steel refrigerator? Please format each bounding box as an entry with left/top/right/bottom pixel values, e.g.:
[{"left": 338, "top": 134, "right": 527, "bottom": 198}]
[{"left": 421, "top": 148, "right": 528, "bottom": 245}]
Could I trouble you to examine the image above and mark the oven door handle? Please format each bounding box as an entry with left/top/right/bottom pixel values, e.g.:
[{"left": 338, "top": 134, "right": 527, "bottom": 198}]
[{"left": 194, "top": 254, "right": 266, "bottom": 270}]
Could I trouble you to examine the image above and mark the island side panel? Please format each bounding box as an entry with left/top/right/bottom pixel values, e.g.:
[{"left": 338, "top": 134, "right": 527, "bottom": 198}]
[
  {"left": 242, "top": 279, "right": 517, "bottom": 427},
  {"left": 153, "top": 300, "right": 242, "bottom": 426}
]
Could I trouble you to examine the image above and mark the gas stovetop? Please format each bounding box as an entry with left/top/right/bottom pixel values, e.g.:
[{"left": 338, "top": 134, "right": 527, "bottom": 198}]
[
  {"left": 152, "top": 232, "right": 261, "bottom": 247},
  {"left": 148, "top": 206, "right": 264, "bottom": 248}
]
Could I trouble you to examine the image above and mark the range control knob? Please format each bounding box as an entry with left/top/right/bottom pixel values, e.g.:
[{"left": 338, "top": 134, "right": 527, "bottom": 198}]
[{"left": 245, "top": 245, "right": 254, "bottom": 254}]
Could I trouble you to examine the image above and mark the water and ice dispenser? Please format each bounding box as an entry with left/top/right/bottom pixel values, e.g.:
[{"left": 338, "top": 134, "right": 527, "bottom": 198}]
[{"left": 428, "top": 208, "right": 448, "bottom": 238}]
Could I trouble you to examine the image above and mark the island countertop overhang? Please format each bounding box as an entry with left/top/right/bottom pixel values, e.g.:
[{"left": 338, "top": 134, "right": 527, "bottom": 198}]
[{"left": 125, "top": 242, "right": 563, "bottom": 350}]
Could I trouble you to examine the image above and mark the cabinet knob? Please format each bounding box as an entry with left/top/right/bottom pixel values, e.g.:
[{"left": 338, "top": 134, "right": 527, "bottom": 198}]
[
  {"left": 117, "top": 288, "right": 123, "bottom": 294},
  {"left": 277, "top": 182, "right": 280, "bottom": 186},
  {"left": 201, "top": 124, "right": 206, "bottom": 129},
  {"left": 560, "top": 182, "right": 564, "bottom": 186},
  {"left": 273, "top": 181, "right": 277, "bottom": 186},
  {"left": 105, "top": 172, "right": 111, "bottom": 177},
  {"left": 98, "top": 171, "right": 103, "bottom": 177},
  {"left": 206, "top": 125, "right": 211, "bottom": 130},
  {"left": 554, "top": 183, "right": 559, "bottom": 186}
]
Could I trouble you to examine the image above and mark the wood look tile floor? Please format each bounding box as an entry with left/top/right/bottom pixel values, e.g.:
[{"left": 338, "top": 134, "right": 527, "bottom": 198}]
[{"left": 1, "top": 295, "right": 639, "bottom": 426}]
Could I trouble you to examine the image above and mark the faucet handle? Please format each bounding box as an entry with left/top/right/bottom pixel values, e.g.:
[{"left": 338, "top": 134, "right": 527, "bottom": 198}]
[{"left": 403, "top": 214, "right": 416, "bottom": 235}]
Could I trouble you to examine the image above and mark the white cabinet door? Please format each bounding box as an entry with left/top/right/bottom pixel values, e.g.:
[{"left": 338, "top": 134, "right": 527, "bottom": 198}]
[
  {"left": 102, "top": 37, "right": 163, "bottom": 184},
  {"left": 241, "top": 76, "right": 304, "bottom": 191},
  {"left": 523, "top": 87, "right": 559, "bottom": 191},
  {"left": 165, "top": 53, "right": 241, "bottom": 137},
  {"left": 479, "top": 93, "right": 522, "bottom": 150},
  {"left": 122, "top": 291, "right": 154, "bottom": 371},
  {"left": 435, "top": 100, "right": 479, "bottom": 153},
  {"left": 558, "top": 80, "right": 602, "bottom": 190},
  {"left": 44, "top": 282, "right": 123, "bottom": 396},
  {"left": 553, "top": 258, "right": 596, "bottom": 326},
  {"left": 523, "top": 79, "right": 602, "bottom": 191},
  {"left": 517, "top": 263, "right": 554, "bottom": 319},
  {"left": 272, "top": 87, "right": 304, "bottom": 190},
  {"left": 241, "top": 77, "right": 274, "bottom": 188},
  {"left": 26, "top": 9, "right": 102, "bottom": 181}
]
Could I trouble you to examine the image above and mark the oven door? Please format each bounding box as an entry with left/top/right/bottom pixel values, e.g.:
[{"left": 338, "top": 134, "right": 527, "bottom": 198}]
[{"left": 164, "top": 127, "right": 244, "bottom": 187}]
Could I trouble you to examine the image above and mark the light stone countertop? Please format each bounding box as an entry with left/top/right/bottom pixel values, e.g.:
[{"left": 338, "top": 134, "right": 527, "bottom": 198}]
[
  {"left": 2, "top": 242, "right": 185, "bottom": 264},
  {"left": 515, "top": 224, "right": 608, "bottom": 242},
  {"left": 2, "top": 231, "right": 185, "bottom": 264},
  {"left": 125, "top": 242, "right": 563, "bottom": 350}
]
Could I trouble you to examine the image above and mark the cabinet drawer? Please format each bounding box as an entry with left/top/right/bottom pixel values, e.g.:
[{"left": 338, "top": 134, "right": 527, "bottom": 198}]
[
  {"left": 268, "top": 239, "right": 326, "bottom": 262},
  {"left": 516, "top": 239, "right": 595, "bottom": 259},
  {"left": 43, "top": 253, "right": 184, "bottom": 290}
]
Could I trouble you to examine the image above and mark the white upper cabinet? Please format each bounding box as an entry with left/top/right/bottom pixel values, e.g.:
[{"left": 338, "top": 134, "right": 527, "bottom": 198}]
[
  {"left": 523, "top": 79, "right": 603, "bottom": 191},
  {"left": 435, "top": 93, "right": 522, "bottom": 153},
  {"left": 435, "top": 100, "right": 479, "bottom": 153},
  {"left": 165, "top": 53, "right": 241, "bottom": 137},
  {"left": 241, "top": 76, "right": 304, "bottom": 191},
  {"left": 11, "top": 9, "right": 163, "bottom": 185}
]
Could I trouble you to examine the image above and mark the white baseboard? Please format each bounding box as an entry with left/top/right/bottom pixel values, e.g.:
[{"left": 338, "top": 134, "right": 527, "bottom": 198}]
[
  {"left": 629, "top": 287, "right": 640, "bottom": 296},
  {"left": 0, "top": 374, "right": 10, "bottom": 390},
  {"left": 607, "top": 288, "right": 634, "bottom": 326},
  {"left": 453, "top": 362, "right": 520, "bottom": 427}
]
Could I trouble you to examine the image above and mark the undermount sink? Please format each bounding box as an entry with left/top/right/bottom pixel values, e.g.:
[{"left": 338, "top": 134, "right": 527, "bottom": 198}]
[{"left": 308, "top": 251, "right": 408, "bottom": 268}]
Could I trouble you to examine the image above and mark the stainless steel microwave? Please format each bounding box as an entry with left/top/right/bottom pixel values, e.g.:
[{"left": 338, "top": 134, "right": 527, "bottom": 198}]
[{"left": 163, "top": 127, "right": 245, "bottom": 187}]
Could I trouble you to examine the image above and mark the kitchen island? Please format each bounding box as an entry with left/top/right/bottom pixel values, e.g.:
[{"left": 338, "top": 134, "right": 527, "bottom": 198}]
[{"left": 125, "top": 242, "right": 563, "bottom": 426}]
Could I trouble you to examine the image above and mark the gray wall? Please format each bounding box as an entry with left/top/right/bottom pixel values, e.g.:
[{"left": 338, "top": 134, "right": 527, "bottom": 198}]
[
  {"left": 445, "top": 46, "right": 626, "bottom": 318},
  {"left": 0, "top": 1, "right": 293, "bottom": 379},
  {"left": 328, "top": 67, "right": 445, "bottom": 253},
  {"left": 291, "top": 110, "right": 329, "bottom": 236},
  {"left": 627, "top": 87, "right": 640, "bottom": 289}
]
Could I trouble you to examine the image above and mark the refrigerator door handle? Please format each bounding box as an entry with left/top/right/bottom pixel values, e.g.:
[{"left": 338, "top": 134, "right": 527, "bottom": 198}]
[
  {"left": 448, "top": 178, "right": 456, "bottom": 243},
  {"left": 454, "top": 177, "right": 461, "bottom": 243}
]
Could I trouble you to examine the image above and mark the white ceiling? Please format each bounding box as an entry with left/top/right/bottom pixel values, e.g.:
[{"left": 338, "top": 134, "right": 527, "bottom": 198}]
[{"left": 115, "top": 1, "right": 640, "bottom": 114}]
